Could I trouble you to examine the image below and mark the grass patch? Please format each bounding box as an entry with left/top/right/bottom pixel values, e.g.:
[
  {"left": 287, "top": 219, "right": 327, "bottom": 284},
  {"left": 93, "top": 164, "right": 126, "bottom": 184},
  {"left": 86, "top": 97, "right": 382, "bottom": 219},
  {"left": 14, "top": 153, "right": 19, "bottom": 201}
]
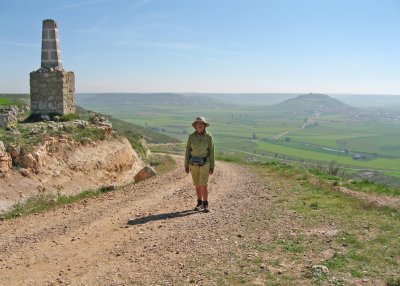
[
  {"left": 345, "top": 180, "right": 400, "bottom": 197},
  {"left": 0, "top": 187, "right": 116, "bottom": 220},
  {"left": 60, "top": 113, "right": 80, "bottom": 121},
  {"left": 0, "top": 124, "right": 44, "bottom": 152},
  {"left": 146, "top": 153, "right": 176, "bottom": 174},
  {"left": 326, "top": 252, "right": 348, "bottom": 270},
  {"left": 252, "top": 162, "right": 400, "bottom": 283},
  {"left": 0, "top": 116, "right": 114, "bottom": 155},
  {"left": 122, "top": 130, "right": 146, "bottom": 156},
  {"left": 281, "top": 238, "right": 305, "bottom": 253},
  {"left": 292, "top": 183, "right": 399, "bottom": 281},
  {"left": 63, "top": 124, "right": 109, "bottom": 142},
  {"left": 216, "top": 154, "right": 243, "bottom": 164},
  {"left": 242, "top": 241, "right": 276, "bottom": 252},
  {"left": 387, "top": 277, "right": 400, "bottom": 286},
  {"left": 255, "top": 160, "right": 301, "bottom": 178}
]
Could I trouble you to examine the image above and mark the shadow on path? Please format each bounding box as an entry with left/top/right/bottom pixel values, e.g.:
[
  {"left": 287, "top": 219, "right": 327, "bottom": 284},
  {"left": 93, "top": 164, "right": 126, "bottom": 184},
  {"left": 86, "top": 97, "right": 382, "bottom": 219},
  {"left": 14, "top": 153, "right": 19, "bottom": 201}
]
[{"left": 127, "top": 209, "right": 198, "bottom": 225}]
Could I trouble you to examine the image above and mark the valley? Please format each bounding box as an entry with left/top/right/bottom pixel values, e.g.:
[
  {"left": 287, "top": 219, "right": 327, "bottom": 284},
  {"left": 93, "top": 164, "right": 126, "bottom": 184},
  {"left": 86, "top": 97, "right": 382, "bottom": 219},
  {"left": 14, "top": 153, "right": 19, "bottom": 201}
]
[{"left": 76, "top": 93, "right": 400, "bottom": 185}]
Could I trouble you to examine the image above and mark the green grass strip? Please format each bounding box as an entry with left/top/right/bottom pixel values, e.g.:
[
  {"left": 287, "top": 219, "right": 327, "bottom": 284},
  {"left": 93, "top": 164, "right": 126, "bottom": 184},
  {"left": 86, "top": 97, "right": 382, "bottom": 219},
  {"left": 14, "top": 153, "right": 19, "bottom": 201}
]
[
  {"left": 0, "top": 187, "right": 115, "bottom": 220},
  {"left": 0, "top": 97, "right": 14, "bottom": 105}
]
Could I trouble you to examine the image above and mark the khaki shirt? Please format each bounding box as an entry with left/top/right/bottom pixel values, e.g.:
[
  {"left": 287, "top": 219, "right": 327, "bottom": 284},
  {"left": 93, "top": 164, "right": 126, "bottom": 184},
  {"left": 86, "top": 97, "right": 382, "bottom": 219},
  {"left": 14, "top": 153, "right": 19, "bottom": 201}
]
[{"left": 184, "top": 131, "right": 215, "bottom": 169}]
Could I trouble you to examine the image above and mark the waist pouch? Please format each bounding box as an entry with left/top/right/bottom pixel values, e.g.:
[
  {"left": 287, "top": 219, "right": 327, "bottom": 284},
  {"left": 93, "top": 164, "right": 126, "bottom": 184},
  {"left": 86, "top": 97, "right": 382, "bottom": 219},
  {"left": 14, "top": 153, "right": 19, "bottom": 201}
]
[{"left": 189, "top": 156, "right": 207, "bottom": 166}]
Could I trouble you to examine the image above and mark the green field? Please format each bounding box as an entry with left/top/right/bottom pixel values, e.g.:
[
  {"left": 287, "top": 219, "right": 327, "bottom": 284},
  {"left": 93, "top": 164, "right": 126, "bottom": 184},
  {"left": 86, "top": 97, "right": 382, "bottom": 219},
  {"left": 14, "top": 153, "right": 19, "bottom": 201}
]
[
  {"left": 0, "top": 94, "right": 29, "bottom": 106},
  {"left": 78, "top": 96, "right": 400, "bottom": 185},
  {"left": 0, "top": 98, "right": 13, "bottom": 105}
]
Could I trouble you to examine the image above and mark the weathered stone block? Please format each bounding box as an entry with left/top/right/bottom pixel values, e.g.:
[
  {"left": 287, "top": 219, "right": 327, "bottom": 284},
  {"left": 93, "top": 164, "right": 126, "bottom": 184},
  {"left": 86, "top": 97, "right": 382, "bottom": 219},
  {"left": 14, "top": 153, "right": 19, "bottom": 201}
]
[
  {"left": 30, "top": 70, "right": 75, "bottom": 115},
  {"left": 134, "top": 165, "right": 157, "bottom": 183}
]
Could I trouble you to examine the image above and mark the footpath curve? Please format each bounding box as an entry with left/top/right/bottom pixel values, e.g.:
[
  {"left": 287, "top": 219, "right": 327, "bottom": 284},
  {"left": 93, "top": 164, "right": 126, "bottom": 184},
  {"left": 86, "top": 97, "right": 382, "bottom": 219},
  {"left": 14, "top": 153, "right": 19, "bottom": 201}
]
[{"left": 0, "top": 156, "right": 271, "bottom": 285}]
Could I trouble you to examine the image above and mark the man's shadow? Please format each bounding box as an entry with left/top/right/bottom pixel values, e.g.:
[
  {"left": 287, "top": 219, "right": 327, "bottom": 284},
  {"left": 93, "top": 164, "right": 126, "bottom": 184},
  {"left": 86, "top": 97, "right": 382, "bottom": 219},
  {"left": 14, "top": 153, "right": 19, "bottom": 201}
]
[{"left": 127, "top": 209, "right": 198, "bottom": 226}]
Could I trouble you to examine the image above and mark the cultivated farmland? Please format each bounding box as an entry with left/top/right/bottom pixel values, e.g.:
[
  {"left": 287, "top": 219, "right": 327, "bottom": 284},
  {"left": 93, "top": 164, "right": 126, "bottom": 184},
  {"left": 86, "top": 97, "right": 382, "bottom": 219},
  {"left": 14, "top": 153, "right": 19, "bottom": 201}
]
[{"left": 77, "top": 93, "right": 400, "bottom": 185}]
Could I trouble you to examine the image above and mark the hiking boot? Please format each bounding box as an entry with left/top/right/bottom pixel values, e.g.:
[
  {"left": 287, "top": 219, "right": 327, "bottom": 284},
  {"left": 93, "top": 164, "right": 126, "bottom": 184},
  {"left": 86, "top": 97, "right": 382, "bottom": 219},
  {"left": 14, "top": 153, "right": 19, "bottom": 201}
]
[
  {"left": 194, "top": 199, "right": 203, "bottom": 211},
  {"left": 203, "top": 201, "right": 210, "bottom": 213}
]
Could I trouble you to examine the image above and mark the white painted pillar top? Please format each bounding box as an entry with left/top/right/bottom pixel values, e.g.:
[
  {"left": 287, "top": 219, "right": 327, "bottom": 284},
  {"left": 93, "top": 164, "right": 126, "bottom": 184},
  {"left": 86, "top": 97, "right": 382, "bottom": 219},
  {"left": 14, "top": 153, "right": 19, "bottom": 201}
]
[{"left": 41, "top": 19, "right": 63, "bottom": 69}]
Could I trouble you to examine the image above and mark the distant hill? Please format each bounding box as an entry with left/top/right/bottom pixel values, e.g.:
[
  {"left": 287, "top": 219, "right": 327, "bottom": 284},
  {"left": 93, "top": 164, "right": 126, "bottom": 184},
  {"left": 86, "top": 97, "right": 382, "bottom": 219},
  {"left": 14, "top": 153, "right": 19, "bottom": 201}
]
[
  {"left": 76, "top": 93, "right": 223, "bottom": 107},
  {"left": 79, "top": 93, "right": 400, "bottom": 110},
  {"left": 182, "top": 93, "right": 298, "bottom": 106},
  {"left": 274, "top": 93, "right": 357, "bottom": 114}
]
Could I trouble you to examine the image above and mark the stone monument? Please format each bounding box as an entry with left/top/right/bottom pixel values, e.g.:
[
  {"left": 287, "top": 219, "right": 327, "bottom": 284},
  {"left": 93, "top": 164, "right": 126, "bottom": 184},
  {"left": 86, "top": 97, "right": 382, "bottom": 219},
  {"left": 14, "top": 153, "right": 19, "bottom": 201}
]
[{"left": 30, "top": 19, "right": 75, "bottom": 115}]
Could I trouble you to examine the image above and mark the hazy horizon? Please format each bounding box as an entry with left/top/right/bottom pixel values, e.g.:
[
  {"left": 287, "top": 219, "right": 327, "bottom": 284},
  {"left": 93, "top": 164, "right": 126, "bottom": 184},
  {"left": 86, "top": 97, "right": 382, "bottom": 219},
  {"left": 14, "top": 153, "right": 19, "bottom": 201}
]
[
  {"left": 75, "top": 91, "right": 400, "bottom": 108},
  {"left": 76, "top": 92, "right": 400, "bottom": 96}
]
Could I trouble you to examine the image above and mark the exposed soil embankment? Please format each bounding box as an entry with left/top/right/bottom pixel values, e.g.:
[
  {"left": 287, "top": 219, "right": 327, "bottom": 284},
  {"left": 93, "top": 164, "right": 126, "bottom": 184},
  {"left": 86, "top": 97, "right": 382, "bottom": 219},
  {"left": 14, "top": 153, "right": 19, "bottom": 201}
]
[{"left": 0, "top": 136, "right": 143, "bottom": 213}]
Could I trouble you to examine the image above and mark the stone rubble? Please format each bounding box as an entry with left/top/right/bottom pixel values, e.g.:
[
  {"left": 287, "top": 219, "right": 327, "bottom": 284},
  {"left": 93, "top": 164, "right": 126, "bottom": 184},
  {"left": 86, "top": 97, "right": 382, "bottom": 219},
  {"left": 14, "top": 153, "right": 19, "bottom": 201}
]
[
  {"left": 90, "top": 115, "right": 113, "bottom": 128},
  {"left": 0, "top": 106, "right": 19, "bottom": 129},
  {"left": 0, "top": 141, "right": 12, "bottom": 173}
]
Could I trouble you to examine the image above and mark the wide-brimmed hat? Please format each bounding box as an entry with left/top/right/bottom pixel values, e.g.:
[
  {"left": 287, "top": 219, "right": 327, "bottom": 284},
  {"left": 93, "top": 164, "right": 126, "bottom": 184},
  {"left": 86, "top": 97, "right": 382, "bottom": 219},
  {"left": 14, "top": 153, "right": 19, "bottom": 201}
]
[{"left": 192, "top": 116, "right": 209, "bottom": 128}]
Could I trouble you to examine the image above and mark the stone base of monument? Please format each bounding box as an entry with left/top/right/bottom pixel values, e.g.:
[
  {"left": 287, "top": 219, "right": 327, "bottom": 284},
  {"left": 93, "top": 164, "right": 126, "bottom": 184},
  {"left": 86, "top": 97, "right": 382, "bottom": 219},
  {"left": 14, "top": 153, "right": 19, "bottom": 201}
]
[{"left": 30, "top": 69, "right": 75, "bottom": 115}]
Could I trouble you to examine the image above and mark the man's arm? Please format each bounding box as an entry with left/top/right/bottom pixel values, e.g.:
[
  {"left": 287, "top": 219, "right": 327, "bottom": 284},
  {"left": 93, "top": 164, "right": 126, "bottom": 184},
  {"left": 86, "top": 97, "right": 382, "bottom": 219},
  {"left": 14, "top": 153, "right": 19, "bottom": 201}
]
[
  {"left": 209, "top": 135, "right": 215, "bottom": 173},
  {"left": 184, "top": 135, "right": 191, "bottom": 172}
]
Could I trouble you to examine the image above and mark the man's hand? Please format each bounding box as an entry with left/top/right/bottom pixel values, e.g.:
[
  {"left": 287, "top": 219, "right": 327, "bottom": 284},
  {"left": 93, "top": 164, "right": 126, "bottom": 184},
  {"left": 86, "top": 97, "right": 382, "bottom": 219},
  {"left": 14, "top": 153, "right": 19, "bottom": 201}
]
[
  {"left": 185, "top": 166, "right": 190, "bottom": 174},
  {"left": 209, "top": 168, "right": 214, "bottom": 175}
]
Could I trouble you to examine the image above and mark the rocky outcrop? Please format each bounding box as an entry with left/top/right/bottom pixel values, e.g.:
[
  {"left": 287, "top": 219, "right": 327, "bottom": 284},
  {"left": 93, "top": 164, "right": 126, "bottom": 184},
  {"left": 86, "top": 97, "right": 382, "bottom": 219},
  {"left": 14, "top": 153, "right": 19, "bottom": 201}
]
[
  {"left": 90, "top": 114, "right": 113, "bottom": 136},
  {"left": 0, "top": 106, "right": 19, "bottom": 129},
  {"left": 90, "top": 114, "right": 112, "bottom": 128},
  {"left": 0, "top": 141, "right": 12, "bottom": 173},
  {"left": 0, "top": 136, "right": 144, "bottom": 213}
]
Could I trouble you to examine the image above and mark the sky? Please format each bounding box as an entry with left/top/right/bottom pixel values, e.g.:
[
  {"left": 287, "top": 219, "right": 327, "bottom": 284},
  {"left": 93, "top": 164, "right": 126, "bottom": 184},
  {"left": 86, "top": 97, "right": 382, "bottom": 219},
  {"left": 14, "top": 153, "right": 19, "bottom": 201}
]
[{"left": 0, "top": 0, "right": 399, "bottom": 94}]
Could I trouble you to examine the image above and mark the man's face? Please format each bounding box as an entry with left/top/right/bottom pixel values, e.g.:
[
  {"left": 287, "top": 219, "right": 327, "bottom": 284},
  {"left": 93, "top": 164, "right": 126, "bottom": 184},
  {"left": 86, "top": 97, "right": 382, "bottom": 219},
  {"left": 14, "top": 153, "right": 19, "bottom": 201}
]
[{"left": 196, "top": 122, "right": 205, "bottom": 133}]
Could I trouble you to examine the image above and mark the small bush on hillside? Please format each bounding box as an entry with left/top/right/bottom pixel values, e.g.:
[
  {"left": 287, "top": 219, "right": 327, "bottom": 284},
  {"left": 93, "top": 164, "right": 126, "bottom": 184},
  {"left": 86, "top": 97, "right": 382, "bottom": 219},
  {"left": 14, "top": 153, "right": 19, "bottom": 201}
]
[
  {"left": 328, "top": 160, "right": 345, "bottom": 177},
  {"left": 386, "top": 277, "right": 400, "bottom": 286},
  {"left": 308, "top": 161, "right": 345, "bottom": 180},
  {"left": 60, "top": 113, "right": 80, "bottom": 121},
  {"left": 122, "top": 130, "right": 146, "bottom": 156}
]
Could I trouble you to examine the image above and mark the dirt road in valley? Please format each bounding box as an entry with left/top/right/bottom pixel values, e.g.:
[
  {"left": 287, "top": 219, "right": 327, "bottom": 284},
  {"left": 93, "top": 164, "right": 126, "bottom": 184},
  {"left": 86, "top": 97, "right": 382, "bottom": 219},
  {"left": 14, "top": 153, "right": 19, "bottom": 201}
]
[{"left": 1, "top": 156, "right": 284, "bottom": 286}]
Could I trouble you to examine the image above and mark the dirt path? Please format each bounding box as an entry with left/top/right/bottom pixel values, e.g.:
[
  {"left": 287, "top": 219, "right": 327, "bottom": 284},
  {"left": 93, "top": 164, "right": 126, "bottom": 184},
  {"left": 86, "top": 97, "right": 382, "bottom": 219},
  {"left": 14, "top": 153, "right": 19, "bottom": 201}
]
[{"left": 0, "top": 156, "right": 280, "bottom": 285}]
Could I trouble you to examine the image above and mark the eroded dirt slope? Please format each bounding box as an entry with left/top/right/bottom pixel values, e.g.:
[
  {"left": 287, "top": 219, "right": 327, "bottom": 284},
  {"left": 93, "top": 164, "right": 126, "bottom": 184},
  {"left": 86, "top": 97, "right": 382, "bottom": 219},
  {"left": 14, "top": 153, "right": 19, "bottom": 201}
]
[{"left": 0, "top": 136, "right": 143, "bottom": 213}]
